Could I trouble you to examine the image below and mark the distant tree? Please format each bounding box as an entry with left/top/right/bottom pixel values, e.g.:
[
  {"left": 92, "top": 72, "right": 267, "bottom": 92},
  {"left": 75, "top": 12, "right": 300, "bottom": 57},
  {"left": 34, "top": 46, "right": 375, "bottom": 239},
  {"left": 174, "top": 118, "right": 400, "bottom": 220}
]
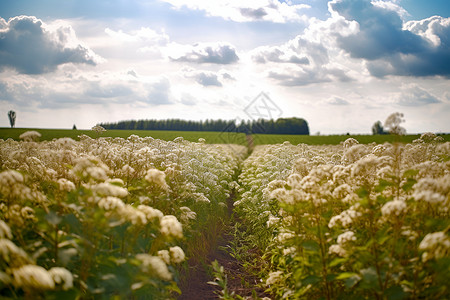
[
  {"left": 384, "top": 112, "right": 406, "bottom": 135},
  {"left": 72, "top": 124, "right": 77, "bottom": 130},
  {"left": 372, "top": 120, "right": 387, "bottom": 135},
  {"left": 8, "top": 110, "right": 16, "bottom": 128}
]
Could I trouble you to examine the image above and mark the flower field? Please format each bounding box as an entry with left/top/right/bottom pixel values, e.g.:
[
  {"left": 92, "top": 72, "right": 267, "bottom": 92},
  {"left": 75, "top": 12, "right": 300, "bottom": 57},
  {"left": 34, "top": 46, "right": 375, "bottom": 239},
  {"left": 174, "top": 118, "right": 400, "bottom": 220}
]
[
  {"left": 235, "top": 133, "right": 449, "bottom": 299},
  {"left": 1, "top": 131, "right": 449, "bottom": 299},
  {"left": 0, "top": 134, "right": 246, "bottom": 298}
]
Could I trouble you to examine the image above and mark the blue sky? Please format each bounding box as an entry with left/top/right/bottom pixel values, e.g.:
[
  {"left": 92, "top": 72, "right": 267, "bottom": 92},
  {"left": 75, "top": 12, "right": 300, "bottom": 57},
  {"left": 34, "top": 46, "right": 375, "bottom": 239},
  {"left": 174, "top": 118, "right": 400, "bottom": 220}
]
[{"left": 0, "top": 0, "right": 449, "bottom": 134}]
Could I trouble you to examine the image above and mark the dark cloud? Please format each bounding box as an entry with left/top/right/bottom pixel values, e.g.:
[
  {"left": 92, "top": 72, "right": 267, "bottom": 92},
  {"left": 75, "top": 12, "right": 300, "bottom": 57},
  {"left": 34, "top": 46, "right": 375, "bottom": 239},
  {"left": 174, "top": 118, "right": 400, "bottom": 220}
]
[
  {"left": 0, "top": 16, "right": 99, "bottom": 74},
  {"left": 171, "top": 43, "right": 239, "bottom": 64},
  {"left": 239, "top": 7, "right": 267, "bottom": 20},
  {"left": 330, "top": 0, "right": 450, "bottom": 77}
]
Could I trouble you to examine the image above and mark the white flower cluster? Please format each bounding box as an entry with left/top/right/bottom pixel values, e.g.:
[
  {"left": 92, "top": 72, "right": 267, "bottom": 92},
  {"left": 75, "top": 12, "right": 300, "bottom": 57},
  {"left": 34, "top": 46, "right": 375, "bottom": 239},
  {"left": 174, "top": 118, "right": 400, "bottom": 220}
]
[
  {"left": 419, "top": 231, "right": 450, "bottom": 261},
  {"left": 0, "top": 134, "right": 246, "bottom": 296},
  {"left": 0, "top": 221, "right": 73, "bottom": 291},
  {"left": 236, "top": 136, "right": 450, "bottom": 296}
]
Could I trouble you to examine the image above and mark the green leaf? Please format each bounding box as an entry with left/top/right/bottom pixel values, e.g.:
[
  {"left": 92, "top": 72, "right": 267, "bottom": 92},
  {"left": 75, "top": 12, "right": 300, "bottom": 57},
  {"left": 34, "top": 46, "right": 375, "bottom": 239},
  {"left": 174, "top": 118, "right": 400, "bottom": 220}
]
[
  {"left": 329, "top": 258, "right": 347, "bottom": 268},
  {"left": 302, "top": 275, "right": 321, "bottom": 286},
  {"left": 375, "top": 179, "right": 393, "bottom": 192},
  {"left": 402, "top": 178, "right": 417, "bottom": 192},
  {"left": 336, "top": 272, "right": 359, "bottom": 280},
  {"left": 356, "top": 187, "right": 369, "bottom": 199},
  {"left": 386, "top": 285, "right": 408, "bottom": 300},
  {"left": 403, "top": 169, "right": 419, "bottom": 178}
]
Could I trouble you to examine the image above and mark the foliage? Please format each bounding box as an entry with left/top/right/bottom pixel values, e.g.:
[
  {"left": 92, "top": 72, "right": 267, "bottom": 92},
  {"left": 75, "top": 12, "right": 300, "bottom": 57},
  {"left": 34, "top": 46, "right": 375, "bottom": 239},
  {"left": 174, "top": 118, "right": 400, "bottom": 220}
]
[
  {"left": 7, "top": 111, "right": 16, "bottom": 129},
  {"left": 99, "top": 117, "right": 310, "bottom": 135},
  {"left": 371, "top": 121, "right": 387, "bottom": 135}
]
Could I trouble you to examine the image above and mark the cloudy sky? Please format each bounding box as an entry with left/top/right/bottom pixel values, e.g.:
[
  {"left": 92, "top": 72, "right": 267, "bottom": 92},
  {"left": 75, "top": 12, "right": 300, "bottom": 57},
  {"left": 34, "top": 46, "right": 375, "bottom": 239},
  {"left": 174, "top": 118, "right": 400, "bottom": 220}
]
[{"left": 0, "top": 0, "right": 449, "bottom": 134}]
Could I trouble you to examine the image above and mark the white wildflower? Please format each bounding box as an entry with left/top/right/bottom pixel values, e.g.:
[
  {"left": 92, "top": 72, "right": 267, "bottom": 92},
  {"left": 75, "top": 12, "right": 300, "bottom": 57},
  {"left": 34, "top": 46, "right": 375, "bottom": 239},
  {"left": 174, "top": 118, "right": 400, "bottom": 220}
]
[
  {"left": 91, "top": 125, "right": 106, "bottom": 134},
  {"left": 266, "top": 271, "right": 283, "bottom": 286},
  {"left": 329, "top": 244, "right": 347, "bottom": 257},
  {"left": 381, "top": 200, "right": 407, "bottom": 217},
  {"left": 277, "top": 231, "right": 295, "bottom": 243},
  {"left": 145, "top": 169, "right": 169, "bottom": 189},
  {"left": 86, "top": 167, "right": 109, "bottom": 181},
  {"left": 160, "top": 215, "right": 183, "bottom": 238},
  {"left": 12, "top": 265, "right": 55, "bottom": 290},
  {"left": 157, "top": 250, "right": 170, "bottom": 264},
  {"left": 57, "top": 178, "right": 76, "bottom": 192},
  {"left": 135, "top": 254, "right": 172, "bottom": 281},
  {"left": 121, "top": 164, "right": 135, "bottom": 175},
  {"left": 193, "top": 192, "right": 210, "bottom": 203},
  {"left": 93, "top": 182, "right": 128, "bottom": 198},
  {"left": 55, "top": 137, "right": 76, "bottom": 148},
  {"left": 337, "top": 231, "right": 356, "bottom": 245},
  {"left": 19, "top": 131, "right": 41, "bottom": 142},
  {"left": 0, "top": 220, "right": 12, "bottom": 239},
  {"left": 180, "top": 206, "right": 197, "bottom": 223},
  {"left": 169, "top": 246, "right": 185, "bottom": 263},
  {"left": 419, "top": 231, "right": 450, "bottom": 261},
  {"left": 98, "top": 196, "right": 125, "bottom": 211},
  {"left": 137, "top": 205, "right": 163, "bottom": 221},
  {"left": 118, "top": 205, "right": 147, "bottom": 226},
  {"left": 413, "top": 190, "right": 446, "bottom": 204},
  {"left": 0, "top": 239, "right": 30, "bottom": 264},
  {"left": 48, "top": 267, "right": 73, "bottom": 290},
  {"left": 282, "top": 247, "right": 296, "bottom": 256},
  {"left": 342, "top": 138, "right": 359, "bottom": 149},
  {"left": 266, "top": 215, "right": 280, "bottom": 227},
  {"left": 329, "top": 204, "right": 362, "bottom": 228}
]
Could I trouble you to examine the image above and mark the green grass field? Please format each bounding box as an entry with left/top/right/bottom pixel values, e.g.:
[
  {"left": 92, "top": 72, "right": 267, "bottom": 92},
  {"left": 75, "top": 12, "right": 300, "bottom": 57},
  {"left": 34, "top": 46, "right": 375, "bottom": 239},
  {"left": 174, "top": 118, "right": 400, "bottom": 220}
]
[
  {"left": 1, "top": 128, "right": 448, "bottom": 145},
  {"left": 0, "top": 128, "right": 248, "bottom": 145},
  {"left": 252, "top": 133, "right": 450, "bottom": 145}
]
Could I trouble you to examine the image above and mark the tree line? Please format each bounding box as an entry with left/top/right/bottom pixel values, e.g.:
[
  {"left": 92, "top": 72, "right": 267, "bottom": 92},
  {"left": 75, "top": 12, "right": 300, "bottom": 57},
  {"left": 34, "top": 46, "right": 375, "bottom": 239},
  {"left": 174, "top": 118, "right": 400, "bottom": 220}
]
[{"left": 99, "top": 117, "right": 310, "bottom": 135}]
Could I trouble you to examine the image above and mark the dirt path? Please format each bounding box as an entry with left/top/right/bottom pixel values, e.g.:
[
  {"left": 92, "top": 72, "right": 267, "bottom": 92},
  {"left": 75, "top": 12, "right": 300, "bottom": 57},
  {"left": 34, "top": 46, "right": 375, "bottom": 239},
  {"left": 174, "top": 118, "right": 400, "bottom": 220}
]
[{"left": 178, "top": 190, "right": 267, "bottom": 299}]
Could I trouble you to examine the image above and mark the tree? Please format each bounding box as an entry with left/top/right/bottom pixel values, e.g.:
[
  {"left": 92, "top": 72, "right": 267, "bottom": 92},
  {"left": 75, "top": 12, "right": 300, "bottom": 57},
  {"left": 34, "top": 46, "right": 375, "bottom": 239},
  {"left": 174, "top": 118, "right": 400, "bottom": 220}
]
[
  {"left": 371, "top": 120, "right": 386, "bottom": 135},
  {"left": 384, "top": 112, "right": 406, "bottom": 135},
  {"left": 8, "top": 110, "right": 16, "bottom": 128}
]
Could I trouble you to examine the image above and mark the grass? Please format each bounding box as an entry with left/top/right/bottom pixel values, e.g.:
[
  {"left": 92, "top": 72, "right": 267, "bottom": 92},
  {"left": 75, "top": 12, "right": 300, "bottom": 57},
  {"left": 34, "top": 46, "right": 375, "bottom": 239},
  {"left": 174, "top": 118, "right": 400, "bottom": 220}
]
[
  {"left": 1, "top": 128, "right": 448, "bottom": 145},
  {"left": 252, "top": 133, "right": 450, "bottom": 145},
  {"left": 0, "top": 128, "right": 248, "bottom": 145}
]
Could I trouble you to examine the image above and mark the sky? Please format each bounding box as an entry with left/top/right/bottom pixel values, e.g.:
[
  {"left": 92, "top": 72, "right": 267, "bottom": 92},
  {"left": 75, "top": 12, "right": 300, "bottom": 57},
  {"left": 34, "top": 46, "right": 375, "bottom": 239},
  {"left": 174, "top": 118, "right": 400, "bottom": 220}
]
[{"left": 0, "top": 0, "right": 449, "bottom": 134}]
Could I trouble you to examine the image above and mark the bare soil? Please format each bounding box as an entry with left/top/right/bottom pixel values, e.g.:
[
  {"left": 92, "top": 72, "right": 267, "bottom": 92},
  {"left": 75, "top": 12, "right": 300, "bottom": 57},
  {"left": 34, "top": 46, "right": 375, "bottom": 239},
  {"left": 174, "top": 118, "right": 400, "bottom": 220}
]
[{"left": 178, "top": 194, "right": 268, "bottom": 300}]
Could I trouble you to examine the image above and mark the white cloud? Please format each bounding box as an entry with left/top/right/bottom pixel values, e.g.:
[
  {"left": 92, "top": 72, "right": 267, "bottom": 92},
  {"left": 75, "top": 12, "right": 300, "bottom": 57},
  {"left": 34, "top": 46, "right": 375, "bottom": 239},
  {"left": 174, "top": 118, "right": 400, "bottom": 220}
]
[
  {"left": 394, "top": 84, "right": 441, "bottom": 106},
  {"left": 327, "top": 96, "right": 350, "bottom": 105},
  {"left": 160, "top": 0, "right": 310, "bottom": 23},
  {"left": 169, "top": 42, "right": 239, "bottom": 64},
  {"left": 0, "top": 16, "right": 101, "bottom": 74}
]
